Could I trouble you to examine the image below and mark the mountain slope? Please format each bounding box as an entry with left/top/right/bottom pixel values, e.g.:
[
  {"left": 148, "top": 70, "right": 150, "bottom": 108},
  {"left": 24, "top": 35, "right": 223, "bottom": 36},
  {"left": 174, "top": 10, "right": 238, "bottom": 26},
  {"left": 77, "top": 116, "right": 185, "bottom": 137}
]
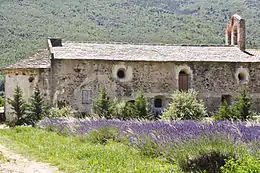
[{"left": 0, "top": 0, "right": 260, "bottom": 67}]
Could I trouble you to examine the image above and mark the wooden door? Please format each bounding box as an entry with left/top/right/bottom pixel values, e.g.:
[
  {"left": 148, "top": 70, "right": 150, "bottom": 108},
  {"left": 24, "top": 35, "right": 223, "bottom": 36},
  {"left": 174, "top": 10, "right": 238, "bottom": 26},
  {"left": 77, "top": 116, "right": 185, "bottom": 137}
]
[{"left": 179, "top": 72, "right": 189, "bottom": 91}]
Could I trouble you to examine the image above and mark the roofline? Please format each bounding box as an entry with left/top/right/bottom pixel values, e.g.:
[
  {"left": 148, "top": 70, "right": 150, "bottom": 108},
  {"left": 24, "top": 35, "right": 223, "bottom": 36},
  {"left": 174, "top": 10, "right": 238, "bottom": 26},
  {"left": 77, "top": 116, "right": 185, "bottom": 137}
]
[
  {"left": 52, "top": 58, "right": 260, "bottom": 63},
  {"left": 61, "top": 41, "right": 236, "bottom": 47}
]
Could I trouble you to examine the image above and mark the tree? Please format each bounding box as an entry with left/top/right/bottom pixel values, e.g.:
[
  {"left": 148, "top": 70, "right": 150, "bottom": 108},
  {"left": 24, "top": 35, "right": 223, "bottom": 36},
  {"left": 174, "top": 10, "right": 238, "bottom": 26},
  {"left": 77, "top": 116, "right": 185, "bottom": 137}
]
[
  {"left": 230, "top": 89, "right": 252, "bottom": 121},
  {"left": 215, "top": 88, "right": 253, "bottom": 121},
  {"left": 7, "top": 85, "right": 28, "bottom": 125},
  {"left": 134, "top": 90, "right": 150, "bottom": 120},
  {"left": 93, "top": 88, "right": 112, "bottom": 119},
  {"left": 215, "top": 101, "right": 232, "bottom": 120},
  {"left": 162, "top": 89, "right": 206, "bottom": 120},
  {"left": 27, "top": 85, "right": 47, "bottom": 126}
]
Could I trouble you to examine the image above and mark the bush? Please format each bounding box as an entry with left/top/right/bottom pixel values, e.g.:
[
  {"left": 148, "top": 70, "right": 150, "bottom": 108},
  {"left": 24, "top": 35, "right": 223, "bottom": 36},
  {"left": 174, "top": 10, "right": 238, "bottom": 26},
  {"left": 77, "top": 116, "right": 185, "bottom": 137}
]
[
  {"left": 0, "top": 96, "right": 4, "bottom": 107},
  {"left": 221, "top": 154, "right": 260, "bottom": 173},
  {"left": 93, "top": 88, "right": 113, "bottom": 119},
  {"left": 87, "top": 126, "right": 119, "bottom": 145},
  {"left": 162, "top": 89, "right": 206, "bottom": 120},
  {"left": 7, "top": 85, "right": 28, "bottom": 126},
  {"left": 47, "top": 106, "right": 72, "bottom": 118},
  {"left": 26, "top": 85, "right": 49, "bottom": 126},
  {"left": 163, "top": 136, "right": 249, "bottom": 173},
  {"left": 215, "top": 88, "right": 253, "bottom": 121},
  {"left": 133, "top": 90, "right": 152, "bottom": 120}
]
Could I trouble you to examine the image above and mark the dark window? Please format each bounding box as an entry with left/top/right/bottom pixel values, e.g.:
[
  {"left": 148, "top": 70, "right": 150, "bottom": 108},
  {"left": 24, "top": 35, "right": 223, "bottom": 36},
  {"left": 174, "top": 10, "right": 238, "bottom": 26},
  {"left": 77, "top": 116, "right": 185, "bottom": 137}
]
[
  {"left": 238, "top": 73, "right": 245, "bottom": 82},
  {"left": 117, "top": 69, "right": 125, "bottom": 79},
  {"left": 221, "top": 95, "right": 232, "bottom": 105},
  {"left": 28, "top": 76, "right": 35, "bottom": 83},
  {"left": 179, "top": 71, "right": 189, "bottom": 91},
  {"left": 82, "top": 90, "right": 92, "bottom": 104},
  {"left": 154, "top": 98, "right": 162, "bottom": 108}
]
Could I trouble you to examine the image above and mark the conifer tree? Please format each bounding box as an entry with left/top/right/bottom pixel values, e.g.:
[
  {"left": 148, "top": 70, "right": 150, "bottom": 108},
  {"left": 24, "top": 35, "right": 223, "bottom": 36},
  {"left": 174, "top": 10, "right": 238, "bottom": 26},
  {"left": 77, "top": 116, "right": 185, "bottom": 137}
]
[
  {"left": 134, "top": 90, "right": 150, "bottom": 119},
  {"left": 28, "top": 85, "right": 46, "bottom": 126},
  {"left": 7, "top": 85, "right": 27, "bottom": 125},
  {"left": 93, "top": 88, "right": 112, "bottom": 119}
]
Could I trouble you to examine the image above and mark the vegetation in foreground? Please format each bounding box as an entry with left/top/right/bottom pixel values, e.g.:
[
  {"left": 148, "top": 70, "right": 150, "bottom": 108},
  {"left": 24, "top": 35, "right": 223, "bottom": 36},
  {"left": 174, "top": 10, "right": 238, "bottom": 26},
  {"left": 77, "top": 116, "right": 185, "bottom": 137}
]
[
  {"left": 0, "top": 127, "right": 177, "bottom": 173},
  {"left": 38, "top": 119, "right": 260, "bottom": 172},
  {"left": 0, "top": 119, "right": 259, "bottom": 172}
]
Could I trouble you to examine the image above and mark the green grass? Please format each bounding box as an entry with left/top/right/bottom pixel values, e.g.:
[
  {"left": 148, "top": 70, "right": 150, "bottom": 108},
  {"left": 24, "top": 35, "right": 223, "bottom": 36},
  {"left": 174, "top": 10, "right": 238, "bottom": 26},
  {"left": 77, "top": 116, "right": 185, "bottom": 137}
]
[{"left": 0, "top": 127, "right": 177, "bottom": 173}]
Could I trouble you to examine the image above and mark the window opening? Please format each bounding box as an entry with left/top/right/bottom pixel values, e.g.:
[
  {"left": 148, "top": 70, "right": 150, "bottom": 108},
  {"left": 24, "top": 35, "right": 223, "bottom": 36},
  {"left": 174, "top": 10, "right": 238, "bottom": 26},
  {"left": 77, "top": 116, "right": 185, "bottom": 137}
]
[
  {"left": 238, "top": 73, "right": 245, "bottom": 82},
  {"left": 154, "top": 98, "right": 162, "bottom": 108},
  {"left": 82, "top": 90, "right": 92, "bottom": 104},
  {"left": 117, "top": 69, "right": 125, "bottom": 79}
]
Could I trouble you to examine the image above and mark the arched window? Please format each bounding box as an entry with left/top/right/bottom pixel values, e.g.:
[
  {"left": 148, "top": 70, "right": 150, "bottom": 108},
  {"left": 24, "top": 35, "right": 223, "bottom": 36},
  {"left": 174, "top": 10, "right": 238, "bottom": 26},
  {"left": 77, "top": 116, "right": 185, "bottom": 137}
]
[
  {"left": 179, "top": 70, "right": 189, "bottom": 91},
  {"left": 154, "top": 98, "right": 162, "bottom": 108}
]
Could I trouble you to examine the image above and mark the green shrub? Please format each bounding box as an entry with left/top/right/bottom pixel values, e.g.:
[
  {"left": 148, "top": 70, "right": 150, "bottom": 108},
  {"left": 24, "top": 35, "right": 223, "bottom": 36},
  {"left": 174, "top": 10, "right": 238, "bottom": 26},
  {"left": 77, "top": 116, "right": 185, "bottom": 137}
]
[
  {"left": 47, "top": 106, "right": 72, "bottom": 118},
  {"left": 221, "top": 154, "right": 260, "bottom": 173},
  {"left": 93, "top": 88, "right": 113, "bottom": 119},
  {"left": 133, "top": 90, "right": 151, "bottom": 120},
  {"left": 162, "top": 89, "right": 206, "bottom": 120},
  {"left": 215, "top": 88, "right": 253, "bottom": 121},
  {"left": 163, "top": 136, "right": 249, "bottom": 173},
  {"left": 7, "top": 85, "right": 28, "bottom": 126},
  {"left": 110, "top": 90, "right": 151, "bottom": 120},
  {"left": 215, "top": 101, "right": 232, "bottom": 120},
  {"left": 87, "top": 126, "right": 119, "bottom": 145},
  {"left": 26, "top": 85, "right": 49, "bottom": 126},
  {"left": 0, "top": 96, "right": 4, "bottom": 107}
]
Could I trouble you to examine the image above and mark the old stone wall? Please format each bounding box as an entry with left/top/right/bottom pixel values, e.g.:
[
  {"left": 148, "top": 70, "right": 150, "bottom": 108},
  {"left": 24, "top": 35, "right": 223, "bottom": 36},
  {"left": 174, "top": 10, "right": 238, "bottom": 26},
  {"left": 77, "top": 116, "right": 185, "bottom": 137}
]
[
  {"left": 51, "top": 59, "right": 260, "bottom": 114},
  {"left": 4, "top": 69, "right": 51, "bottom": 121}
]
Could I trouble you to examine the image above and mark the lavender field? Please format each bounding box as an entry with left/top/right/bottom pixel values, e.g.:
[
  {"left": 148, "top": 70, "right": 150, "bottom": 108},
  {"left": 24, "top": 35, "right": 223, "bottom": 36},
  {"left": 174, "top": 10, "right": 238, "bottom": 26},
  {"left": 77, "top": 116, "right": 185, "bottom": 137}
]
[{"left": 39, "top": 118, "right": 260, "bottom": 154}]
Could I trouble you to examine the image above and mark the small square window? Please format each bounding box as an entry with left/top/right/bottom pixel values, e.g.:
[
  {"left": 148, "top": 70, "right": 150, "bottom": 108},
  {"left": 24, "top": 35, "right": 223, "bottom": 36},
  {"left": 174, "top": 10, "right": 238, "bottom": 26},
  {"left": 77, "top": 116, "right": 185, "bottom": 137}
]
[{"left": 82, "top": 90, "right": 92, "bottom": 104}]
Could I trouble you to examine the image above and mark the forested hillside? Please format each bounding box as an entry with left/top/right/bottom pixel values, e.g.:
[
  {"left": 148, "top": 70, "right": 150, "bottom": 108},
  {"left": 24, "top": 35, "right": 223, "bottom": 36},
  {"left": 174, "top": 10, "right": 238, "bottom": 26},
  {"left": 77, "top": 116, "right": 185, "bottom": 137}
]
[{"left": 0, "top": 0, "right": 260, "bottom": 67}]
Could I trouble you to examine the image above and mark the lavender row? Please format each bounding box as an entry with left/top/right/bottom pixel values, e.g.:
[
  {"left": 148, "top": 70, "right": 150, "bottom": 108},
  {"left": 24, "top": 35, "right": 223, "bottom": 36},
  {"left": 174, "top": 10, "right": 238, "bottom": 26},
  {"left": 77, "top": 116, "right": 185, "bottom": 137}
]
[{"left": 38, "top": 118, "right": 260, "bottom": 144}]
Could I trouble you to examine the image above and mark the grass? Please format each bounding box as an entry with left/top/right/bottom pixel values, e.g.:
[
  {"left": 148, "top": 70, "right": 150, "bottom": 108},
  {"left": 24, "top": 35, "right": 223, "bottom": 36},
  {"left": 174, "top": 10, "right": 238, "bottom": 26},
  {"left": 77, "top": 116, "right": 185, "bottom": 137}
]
[{"left": 0, "top": 126, "right": 177, "bottom": 173}]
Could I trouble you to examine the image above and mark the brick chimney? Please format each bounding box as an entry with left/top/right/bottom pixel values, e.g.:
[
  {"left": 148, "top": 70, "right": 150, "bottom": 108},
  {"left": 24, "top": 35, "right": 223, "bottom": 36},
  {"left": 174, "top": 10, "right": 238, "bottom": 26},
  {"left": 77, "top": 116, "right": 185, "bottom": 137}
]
[{"left": 225, "top": 14, "right": 246, "bottom": 51}]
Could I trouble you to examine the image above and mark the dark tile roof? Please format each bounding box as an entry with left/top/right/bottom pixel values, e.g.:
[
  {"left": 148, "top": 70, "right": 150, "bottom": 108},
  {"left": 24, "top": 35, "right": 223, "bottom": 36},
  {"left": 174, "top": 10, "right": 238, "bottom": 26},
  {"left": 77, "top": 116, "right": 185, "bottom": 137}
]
[
  {"left": 2, "top": 43, "right": 260, "bottom": 70},
  {"left": 2, "top": 49, "right": 51, "bottom": 70},
  {"left": 53, "top": 42, "right": 260, "bottom": 62}
]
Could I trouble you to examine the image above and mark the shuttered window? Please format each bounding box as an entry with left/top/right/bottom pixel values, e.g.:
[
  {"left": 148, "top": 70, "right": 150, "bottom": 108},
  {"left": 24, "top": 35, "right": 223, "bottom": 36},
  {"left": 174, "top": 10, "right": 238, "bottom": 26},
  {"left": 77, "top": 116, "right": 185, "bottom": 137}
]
[
  {"left": 82, "top": 90, "right": 92, "bottom": 104},
  {"left": 179, "top": 71, "right": 189, "bottom": 91}
]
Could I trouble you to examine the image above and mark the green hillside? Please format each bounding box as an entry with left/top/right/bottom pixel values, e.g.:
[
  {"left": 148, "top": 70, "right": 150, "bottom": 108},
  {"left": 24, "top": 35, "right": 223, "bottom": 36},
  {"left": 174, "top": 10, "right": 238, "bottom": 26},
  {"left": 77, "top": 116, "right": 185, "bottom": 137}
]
[{"left": 0, "top": 0, "right": 260, "bottom": 67}]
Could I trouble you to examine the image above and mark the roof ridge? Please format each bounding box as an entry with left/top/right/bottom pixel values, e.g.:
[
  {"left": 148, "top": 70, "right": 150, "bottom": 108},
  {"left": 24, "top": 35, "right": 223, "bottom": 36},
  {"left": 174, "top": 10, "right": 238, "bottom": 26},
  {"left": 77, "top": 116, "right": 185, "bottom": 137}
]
[{"left": 63, "top": 41, "right": 235, "bottom": 47}]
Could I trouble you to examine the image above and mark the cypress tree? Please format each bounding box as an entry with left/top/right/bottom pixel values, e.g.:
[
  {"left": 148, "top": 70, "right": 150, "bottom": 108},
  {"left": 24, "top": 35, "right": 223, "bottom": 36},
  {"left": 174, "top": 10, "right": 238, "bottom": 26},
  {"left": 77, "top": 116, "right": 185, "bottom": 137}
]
[
  {"left": 7, "top": 85, "right": 27, "bottom": 125},
  {"left": 93, "top": 88, "right": 112, "bottom": 119}
]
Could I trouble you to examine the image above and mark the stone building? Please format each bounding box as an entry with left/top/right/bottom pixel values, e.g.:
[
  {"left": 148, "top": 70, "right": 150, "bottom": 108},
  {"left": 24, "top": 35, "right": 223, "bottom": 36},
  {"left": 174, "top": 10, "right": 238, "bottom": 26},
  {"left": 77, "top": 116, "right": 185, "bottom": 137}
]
[{"left": 1, "top": 14, "right": 260, "bottom": 120}]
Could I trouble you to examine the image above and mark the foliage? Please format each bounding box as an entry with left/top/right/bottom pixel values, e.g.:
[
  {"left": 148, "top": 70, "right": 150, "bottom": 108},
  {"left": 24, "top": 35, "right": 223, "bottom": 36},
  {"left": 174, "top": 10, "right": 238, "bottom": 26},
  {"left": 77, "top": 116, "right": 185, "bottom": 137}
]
[
  {"left": 1, "top": 0, "right": 260, "bottom": 68},
  {"left": 38, "top": 118, "right": 260, "bottom": 172},
  {"left": 216, "top": 88, "right": 253, "bottom": 121},
  {"left": 93, "top": 88, "right": 113, "bottom": 119},
  {"left": 221, "top": 154, "right": 260, "bottom": 173},
  {"left": 133, "top": 90, "right": 150, "bottom": 120},
  {"left": 230, "top": 89, "right": 253, "bottom": 121},
  {"left": 47, "top": 106, "right": 72, "bottom": 118},
  {"left": 216, "top": 101, "right": 232, "bottom": 120},
  {"left": 7, "top": 85, "right": 28, "bottom": 126},
  {"left": 0, "top": 126, "right": 176, "bottom": 172},
  {"left": 87, "top": 126, "right": 119, "bottom": 145},
  {"left": 162, "top": 89, "right": 206, "bottom": 120},
  {"left": 0, "top": 97, "right": 4, "bottom": 107},
  {"left": 26, "top": 85, "right": 48, "bottom": 126}
]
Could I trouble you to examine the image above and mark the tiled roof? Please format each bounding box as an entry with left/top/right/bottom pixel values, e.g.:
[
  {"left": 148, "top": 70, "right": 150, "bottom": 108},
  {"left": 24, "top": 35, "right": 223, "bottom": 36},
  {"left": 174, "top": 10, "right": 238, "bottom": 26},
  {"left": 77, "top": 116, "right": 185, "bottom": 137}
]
[
  {"left": 53, "top": 42, "right": 260, "bottom": 62},
  {"left": 2, "top": 49, "right": 51, "bottom": 70},
  {"left": 2, "top": 43, "right": 260, "bottom": 70}
]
